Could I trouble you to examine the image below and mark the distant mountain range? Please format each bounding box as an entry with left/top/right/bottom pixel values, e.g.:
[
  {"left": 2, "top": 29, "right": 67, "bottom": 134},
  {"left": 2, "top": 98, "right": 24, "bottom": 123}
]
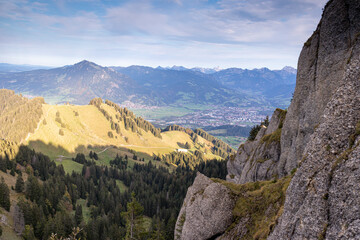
[
  {"left": 0, "top": 63, "right": 51, "bottom": 72},
  {"left": 0, "top": 60, "right": 296, "bottom": 108}
]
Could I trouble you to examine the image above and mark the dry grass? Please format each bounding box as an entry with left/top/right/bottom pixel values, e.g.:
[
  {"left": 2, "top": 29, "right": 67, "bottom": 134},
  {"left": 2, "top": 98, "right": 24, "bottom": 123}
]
[
  {"left": 25, "top": 103, "right": 221, "bottom": 166},
  {"left": 0, "top": 89, "right": 44, "bottom": 143}
]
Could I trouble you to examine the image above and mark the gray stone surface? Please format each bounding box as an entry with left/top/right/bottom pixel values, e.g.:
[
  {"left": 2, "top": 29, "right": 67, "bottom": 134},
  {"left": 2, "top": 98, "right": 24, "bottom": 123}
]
[
  {"left": 177, "top": 0, "right": 360, "bottom": 239},
  {"left": 267, "top": 0, "right": 360, "bottom": 237},
  {"left": 227, "top": 108, "right": 283, "bottom": 184},
  {"left": 278, "top": 0, "right": 360, "bottom": 177},
  {"left": 228, "top": 0, "right": 360, "bottom": 183},
  {"left": 174, "top": 173, "right": 236, "bottom": 240},
  {"left": 269, "top": 58, "right": 360, "bottom": 239}
]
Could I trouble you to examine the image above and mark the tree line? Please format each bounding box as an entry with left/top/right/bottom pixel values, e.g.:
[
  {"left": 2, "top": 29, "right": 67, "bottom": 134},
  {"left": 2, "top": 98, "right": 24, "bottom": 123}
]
[{"left": 0, "top": 145, "right": 227, "bottom": 239}]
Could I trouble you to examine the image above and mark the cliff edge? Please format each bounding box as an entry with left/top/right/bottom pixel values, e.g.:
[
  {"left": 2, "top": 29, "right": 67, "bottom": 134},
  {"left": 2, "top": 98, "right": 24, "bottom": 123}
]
[
  {"left": 227, "top": 0, "right": 360, "bottom": 183},
  {"left": 176, "top": 0, "right": 360, "bottom": 239}
]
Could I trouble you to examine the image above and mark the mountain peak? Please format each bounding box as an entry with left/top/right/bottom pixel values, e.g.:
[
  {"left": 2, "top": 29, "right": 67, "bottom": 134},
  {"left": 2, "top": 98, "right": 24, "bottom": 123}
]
[
  {"left": 281, "top": 66, "right": 297, "bottom": 74},
  {"left": 74, "top": 60, "right": 101, "bottom": 69}
]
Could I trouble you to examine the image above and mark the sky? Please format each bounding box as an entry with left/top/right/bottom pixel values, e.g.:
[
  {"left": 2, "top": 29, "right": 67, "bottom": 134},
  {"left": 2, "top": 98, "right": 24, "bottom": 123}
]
[{"left": 0, "top": 0, "right": 327, "bottom": 69}]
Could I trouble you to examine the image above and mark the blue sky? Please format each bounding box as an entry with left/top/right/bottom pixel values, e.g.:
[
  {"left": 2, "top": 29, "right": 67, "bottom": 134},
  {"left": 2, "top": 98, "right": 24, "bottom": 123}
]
[{"left": 0, "top": 0, "right": 327, "bottom": 69}]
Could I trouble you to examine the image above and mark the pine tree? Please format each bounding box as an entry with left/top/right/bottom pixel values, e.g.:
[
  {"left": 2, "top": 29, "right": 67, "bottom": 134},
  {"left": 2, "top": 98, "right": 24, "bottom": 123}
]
[
  {"left": 0, "top": 157, "right": 6, "bottom": 172},
  {"left": 25, "top": 175, "right": 42, "bottom": 202},
  {"left": 184, "top": 142, "right": 191, "bottom": 149},
  {"left": 263, "top": 116, "right": 270, "bottom": 127},
  {"left": 75, "top": 204, "right": 83, "bottom": 226},
  {"left": 248, "top": 124, "right": 261, "bottom": 141},
  {"left": 15, "top": 174, "right": 24, "bottom": 193},
  {"left": 150, "top": 217, "right": 165, "bottom": 240},
  {"left": 122, "top": 192, "right": 145, "bottom": 240},
  {"left": 0, "top": 177, "right": 10, "bottom": 211}
]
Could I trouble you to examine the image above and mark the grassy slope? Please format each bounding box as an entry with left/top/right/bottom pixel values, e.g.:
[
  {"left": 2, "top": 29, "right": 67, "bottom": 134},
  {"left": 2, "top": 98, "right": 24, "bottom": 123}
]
[
  {"left": 25, "top": 103, "right": 223, "bottom": 168},
  {"left": 216, "top": 136, "right": 247, "bottom": 150}
]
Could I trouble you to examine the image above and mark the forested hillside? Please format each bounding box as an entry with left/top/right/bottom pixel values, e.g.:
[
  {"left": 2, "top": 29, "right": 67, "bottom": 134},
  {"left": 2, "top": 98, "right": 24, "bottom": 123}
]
[
  {"left": 0, "top": 89, "right": 44, "bottom": 143},
  {"left": 0, "top": 90, "right": 234, "bottom": 239},
  {"left": 0, "top": 145, "right": 227, "bottom": 239}
]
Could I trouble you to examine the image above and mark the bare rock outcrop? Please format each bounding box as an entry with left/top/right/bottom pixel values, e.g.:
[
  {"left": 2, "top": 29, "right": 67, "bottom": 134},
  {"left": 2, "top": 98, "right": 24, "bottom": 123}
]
[
  {"left": 228, "top": 0, "right": 360, "bottom": 183},
  {"left": 174, "top": 173, "right": 236, "bottom": 240},
  {"left": 177, "top": 0, "right": 360, "bottom": 239},
  {"left": 227, "top": 108, "right": 286, "bottom": 184},
  {"left": 269, "top": 56, "right": 360, "bottom": 240},
  {"left": 268, "top": 0, "right": 360, "bottom": 237},
  {"left": 277, "top": 0, "right": 360, "bottom": 176}
]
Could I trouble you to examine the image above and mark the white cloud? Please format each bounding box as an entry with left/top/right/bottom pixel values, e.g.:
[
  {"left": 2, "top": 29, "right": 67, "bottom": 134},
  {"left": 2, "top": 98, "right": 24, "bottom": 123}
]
[{"left": 0, "top": 0, "right": 326, "bottom": 68}]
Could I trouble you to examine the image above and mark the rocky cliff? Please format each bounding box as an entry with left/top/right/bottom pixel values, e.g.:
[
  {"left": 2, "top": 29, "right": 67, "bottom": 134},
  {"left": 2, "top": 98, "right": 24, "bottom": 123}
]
[
  {"left": 228, "top": 0, "right": 360, "bottom": 183},
  {"left": 176, "top": 0, "right": 360, "bottom": 239},
  {"left": 269, "top": 52, "right": 360, "bottom": 240},
  {"left": 227, "top": 108, "right": 286, "bottom": 184}
]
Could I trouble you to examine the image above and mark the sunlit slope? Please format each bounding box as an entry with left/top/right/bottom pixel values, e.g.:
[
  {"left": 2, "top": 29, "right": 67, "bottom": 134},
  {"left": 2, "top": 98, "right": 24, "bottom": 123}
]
[{"left": 26, "top": 102, "right": 222, "bottom": 159}]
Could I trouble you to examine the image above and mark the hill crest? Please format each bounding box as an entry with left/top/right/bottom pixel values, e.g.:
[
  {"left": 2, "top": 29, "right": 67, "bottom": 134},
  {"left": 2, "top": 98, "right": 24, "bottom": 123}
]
[{"left": 0, "top": 90, "right": 234, "bottom": 170}]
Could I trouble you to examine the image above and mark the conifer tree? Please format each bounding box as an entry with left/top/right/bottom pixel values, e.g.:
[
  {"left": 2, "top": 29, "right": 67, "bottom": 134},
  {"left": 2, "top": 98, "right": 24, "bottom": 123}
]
[
  {"left": 15, "top": 173, "right": 24, "bottom": 193},
  {"left": 122, "top": 192, "right": 145, "bottom": 240},
  {"left": 150, "top": 217, "right": 165, "bottom": 240},
  {"left": 0, "top": 157, "right": 6, "bottom": 172},
  {"left": 0, "top": 177, "right": 10, "bottom": 211},
  {"left": 75, "top": 205, "right": 83, "bottom": 226}
]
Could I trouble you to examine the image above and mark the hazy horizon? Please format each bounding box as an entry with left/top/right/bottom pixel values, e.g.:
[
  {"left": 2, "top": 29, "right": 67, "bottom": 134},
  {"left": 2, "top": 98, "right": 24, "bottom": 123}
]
[
  {"left": 0, "top": 59, "right": 298, "bottom": 71},
  {"left": 0, "top": 0, "right": 326, "bottom": 69}
]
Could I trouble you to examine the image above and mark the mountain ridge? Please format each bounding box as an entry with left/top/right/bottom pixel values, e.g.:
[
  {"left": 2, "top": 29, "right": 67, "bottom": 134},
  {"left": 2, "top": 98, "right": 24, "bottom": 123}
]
[
  {"left": 0, "top": 61, "right": 296, "bottom": 108},
  {"left": 0, "top": 89, "right": 234, "bottom": 171}
]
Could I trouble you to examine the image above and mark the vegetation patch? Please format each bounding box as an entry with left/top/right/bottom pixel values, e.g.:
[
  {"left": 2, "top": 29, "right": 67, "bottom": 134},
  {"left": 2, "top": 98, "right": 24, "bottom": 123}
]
[
  {"left": 260, "top": 128, "right": 282, "bottom": 145},
  {"left": 212, "top": 175, "right": 292, "bottom": 239},
  {"left": 248, "top": 123, "right": 265, "bottom": 141},
  {"left": 257, "top": 158, "right": 267, "bottom": 163},
  {"left": 276, "top": 108, "right": 287, "bottom": 129},
  {"left": 349, "top": 121, "right": 360, "bottom": 148},
  {"left": 259, "top": 109, "right": 286, "bottom": 146},
  {"left": 318, "top": 223, "right": 328, "bottom": 240}
]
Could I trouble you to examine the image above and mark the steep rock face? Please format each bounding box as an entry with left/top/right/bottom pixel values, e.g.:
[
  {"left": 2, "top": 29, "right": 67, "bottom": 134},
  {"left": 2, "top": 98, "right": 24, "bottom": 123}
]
[
  {"left": 227, "top": 109, "right": 286, "bottom": 184},
  {"left": 228, "top": 0, "right": 360, "bottom": 183},
  {"left": 268, "top": 1, "right": 360, "bottom": 236},
  {"left": 174, "top": 173, "right": 236, "bottom": 240},
  {"left": 278, "top": 0, "right": 360, "bottom": 176},
  {"left": 177, "top": 0, "right": 360, "bottom": 239},
  {"left": 269, "top": 57, "right": 360, "bottom": 239}
]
